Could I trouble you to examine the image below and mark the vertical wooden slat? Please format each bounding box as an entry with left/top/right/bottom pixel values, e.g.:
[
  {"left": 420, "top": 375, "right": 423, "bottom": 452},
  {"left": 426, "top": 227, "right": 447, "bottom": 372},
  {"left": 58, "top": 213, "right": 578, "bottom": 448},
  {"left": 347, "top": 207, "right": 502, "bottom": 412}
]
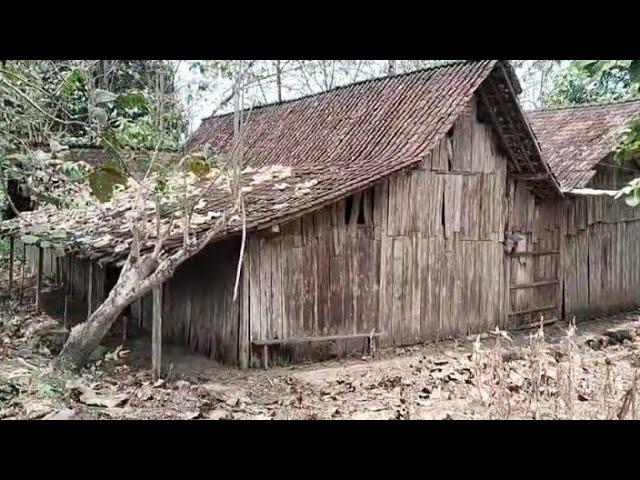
[
  {"left": 35, "top": 246, "right": 43, "bottom": 313},
  {"left": 8, "top": 237, "right": 14, "bottom": 299},
  {"left": 19, "top": 246, "right": 26, "bottom": 304},
  {"left": 87, "top": 261, "right": 93, "bottom": 319},
  {"left": 391, "top": 238, "right": 404, "bottom": 346},
  {"left": 239, "top": 255, "right": 250, "bottom": 369},
  {"left": 152, "top": 285, "right": 163, "bottom": 379},
  {"left": 271, "top": 237, "right": 283, "bottom": 339},
  {"left": 259, "top": 237, "right": 272, "bottom": 341},
  {"left": 378, "top": 179, "right": 393, "bottom": 347}
]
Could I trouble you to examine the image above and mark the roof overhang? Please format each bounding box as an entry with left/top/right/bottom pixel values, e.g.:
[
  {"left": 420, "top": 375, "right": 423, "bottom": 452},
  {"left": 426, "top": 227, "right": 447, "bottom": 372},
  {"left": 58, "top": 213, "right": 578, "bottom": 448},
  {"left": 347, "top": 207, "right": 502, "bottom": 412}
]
[{"left": 477, "top": 62, "right": 562, "bottom": 198}]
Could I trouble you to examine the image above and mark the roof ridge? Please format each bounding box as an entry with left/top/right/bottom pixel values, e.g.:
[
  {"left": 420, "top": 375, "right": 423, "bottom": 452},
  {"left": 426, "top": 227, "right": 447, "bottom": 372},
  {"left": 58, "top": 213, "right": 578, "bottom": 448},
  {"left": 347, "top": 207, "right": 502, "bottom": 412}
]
[
  {"left": 201, "top": 60, "right": 494, "bottom": 122},
  {"left": 530, "top": 96, "right": 640, "bottom": 113}
]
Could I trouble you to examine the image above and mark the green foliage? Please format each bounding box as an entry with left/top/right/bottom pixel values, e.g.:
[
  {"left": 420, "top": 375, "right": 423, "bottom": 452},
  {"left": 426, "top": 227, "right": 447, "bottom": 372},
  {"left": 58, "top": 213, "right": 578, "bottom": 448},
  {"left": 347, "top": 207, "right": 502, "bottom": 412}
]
[
  {"left": 1, "top": 60, "right": 188, "bottom": 215},
  {"left": 114, "top": 90, "right": 149, "bottom": 118},
  {"left": 542, "top": 60, "right": 638, "bottom": 107},
  {"left": 616, "top": 177, "right": 640, "bottom": 206},
  {"left": 60, "top": 161, "right": 88, "bottom": 181},
  {"left": 1, "top": 60, "right": 187, "bottom": 152},
  {"left": 614, "top": 118, "right": 640, "bottom": 164}
]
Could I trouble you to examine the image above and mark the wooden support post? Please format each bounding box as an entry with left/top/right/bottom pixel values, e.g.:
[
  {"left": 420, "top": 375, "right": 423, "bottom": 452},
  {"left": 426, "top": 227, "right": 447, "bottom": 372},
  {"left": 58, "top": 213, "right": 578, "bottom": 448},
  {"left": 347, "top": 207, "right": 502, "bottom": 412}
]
[
  {"left": 55, "top": 256, "right": 61, "bottom": 286},
  {"left": 262, "top": 344, "right": 269, "bottom": 370},
  {"left": 19, "top": 246, "right": 25, "bottom": 304},
  {"left": 152, "top": 285, "right": 162, "bottom": 379},
  {"left": 239, "top": 263, "right": 249, "bottom": 369},
  {"left": 63, "top": 257, "right": 71, "bottom": 328},
  {"left": 35, "top": 246, "right": 43, "bottom": 313},
  {"left": 87, "top": 262, "right": 93, "bottom": 319},
  {"left": 8, "top": 237, "right": 14, "bottom": 299},
  {"left": 63, "top": 294, "right": 69, "bottom": 329},
  {"left": 68, "top": 258, "right": 73, "bottom": 298}
]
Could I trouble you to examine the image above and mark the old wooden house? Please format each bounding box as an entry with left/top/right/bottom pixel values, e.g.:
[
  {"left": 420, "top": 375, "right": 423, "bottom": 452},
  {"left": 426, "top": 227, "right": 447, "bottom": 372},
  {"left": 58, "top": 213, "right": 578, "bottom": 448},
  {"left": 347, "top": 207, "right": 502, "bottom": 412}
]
[{"left": 5, "top": 61, "right": 640, "bottom": 369}]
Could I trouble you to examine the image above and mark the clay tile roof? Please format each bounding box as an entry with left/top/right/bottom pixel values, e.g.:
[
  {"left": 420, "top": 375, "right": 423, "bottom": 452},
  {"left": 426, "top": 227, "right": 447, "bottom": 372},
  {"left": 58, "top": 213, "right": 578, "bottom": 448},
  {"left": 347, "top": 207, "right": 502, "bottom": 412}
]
[
  {"left": 527, "top": 98, "right": 640, "bottom": 190},
  {"left": 187, "top": 60, "right": 559, "bottom": 206}
]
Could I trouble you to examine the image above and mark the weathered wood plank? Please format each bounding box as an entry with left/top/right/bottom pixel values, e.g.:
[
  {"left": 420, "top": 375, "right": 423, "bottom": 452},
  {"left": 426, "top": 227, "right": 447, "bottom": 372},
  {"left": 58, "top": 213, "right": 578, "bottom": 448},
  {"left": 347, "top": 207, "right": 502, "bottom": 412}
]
[
  {"left": 152, "top": 285, "right": 163, "bottom": 379},
  {"left": 248, "top": 236, "right": 261, "bottom": 348},
  {"left": 35, "top": 246, "right": 43, "bottom": 314},
  {"left": 259, "top": 237, "right": 272, "bottom": 340},
  {"left": 8, "top": 237, "right": 14, "bottom": 299},
  {"left": 239, "top": 254, "right": 250, "bottom": 369},
  {"left": 452, "top": 101, "right": 474, "bottom": 172},
  {"left": 410, "top": 237, "right": 422, "bottom": 344},
  {"left": 378, "top": 179, "right": 393, "bottom": 348},
  {"left": 252, "top": 332, "right": 383, "bottom": 346},
  {"left": 271, "top": 237, "right": 283, "bottom": 339},
  {"left": 391, "top": 238, "right": 404, "bottom": 346}
]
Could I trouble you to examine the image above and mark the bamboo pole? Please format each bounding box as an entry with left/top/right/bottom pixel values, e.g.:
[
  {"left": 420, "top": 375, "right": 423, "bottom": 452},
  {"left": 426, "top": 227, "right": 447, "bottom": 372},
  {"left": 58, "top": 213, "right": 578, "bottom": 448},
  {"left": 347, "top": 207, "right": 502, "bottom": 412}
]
[
  {"left": 8, "top": 237, "right": 14, "bottom": 299},
  {"left": 152, "top": 285, "right": 163, "bottom": 379},
  {"left": 35, "top": 246, "right": 43, "bottom": 313}
]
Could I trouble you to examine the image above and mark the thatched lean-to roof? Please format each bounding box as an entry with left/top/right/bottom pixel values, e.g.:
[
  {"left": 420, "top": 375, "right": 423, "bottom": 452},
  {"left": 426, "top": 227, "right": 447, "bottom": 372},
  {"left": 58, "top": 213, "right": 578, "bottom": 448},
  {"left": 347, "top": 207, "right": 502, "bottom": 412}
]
[
  {"left": 527, "top": 98, "right": 640, "bottom": 191},
  {"left": 0, "top": 164, "right": 330, "bottom": 265},
  {"left": 2, "top": 60, "right": 561, "bottom": 264}
]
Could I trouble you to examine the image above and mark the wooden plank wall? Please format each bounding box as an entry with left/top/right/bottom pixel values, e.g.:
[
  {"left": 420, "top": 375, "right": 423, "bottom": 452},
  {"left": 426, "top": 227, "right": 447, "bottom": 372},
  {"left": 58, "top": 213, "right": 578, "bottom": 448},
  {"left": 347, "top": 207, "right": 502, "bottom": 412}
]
[
  {"left": 246, "top": 192, "right": 381, "bottom": 366},
  {"left": 380, "top": 98, "right": 508, "bottom": 344},
  {"left": 162, "top": 236, "right": 241, "bottom": 364},
  {"left": 562, "top": 165, "right": 640, "bottom": 320}
]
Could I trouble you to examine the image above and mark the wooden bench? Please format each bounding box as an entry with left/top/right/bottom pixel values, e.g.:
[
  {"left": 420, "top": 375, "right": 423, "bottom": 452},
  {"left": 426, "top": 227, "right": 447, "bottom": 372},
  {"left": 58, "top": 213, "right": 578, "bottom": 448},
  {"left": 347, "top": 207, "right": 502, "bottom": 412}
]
[{"left": 252, "top": 331, "right": 384, "bottom": 369}]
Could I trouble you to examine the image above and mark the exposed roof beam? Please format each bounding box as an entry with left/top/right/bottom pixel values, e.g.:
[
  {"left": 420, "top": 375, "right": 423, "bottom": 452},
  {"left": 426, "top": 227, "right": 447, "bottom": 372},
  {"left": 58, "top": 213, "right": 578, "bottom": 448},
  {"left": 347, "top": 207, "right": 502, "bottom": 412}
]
[
  {"left": 483, "top": 75, "right": 536, "bottom": 172},
  {"left": 478, "top": 87, "right": 523, "bottom": 173},
  {"left": 512, "top": 173, "right": 550, "bottom": 181},
  {"left": 496, "top": 62, "right": 562, "bottom": 195}
]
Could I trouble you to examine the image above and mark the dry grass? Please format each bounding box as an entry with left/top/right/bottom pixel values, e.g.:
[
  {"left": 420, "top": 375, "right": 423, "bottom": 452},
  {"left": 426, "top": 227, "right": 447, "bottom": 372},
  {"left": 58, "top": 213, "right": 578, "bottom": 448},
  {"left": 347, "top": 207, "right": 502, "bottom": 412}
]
[{"left": 469, "top": 316, "right": 640, "bottom": 420}]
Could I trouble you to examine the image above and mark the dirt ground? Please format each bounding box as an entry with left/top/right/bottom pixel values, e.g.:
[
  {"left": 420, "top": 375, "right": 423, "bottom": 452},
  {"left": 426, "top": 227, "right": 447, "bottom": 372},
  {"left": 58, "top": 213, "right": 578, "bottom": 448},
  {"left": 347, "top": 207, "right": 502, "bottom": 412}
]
[{"left": 1, "top": 265, "right": 639, "bottom": 420}]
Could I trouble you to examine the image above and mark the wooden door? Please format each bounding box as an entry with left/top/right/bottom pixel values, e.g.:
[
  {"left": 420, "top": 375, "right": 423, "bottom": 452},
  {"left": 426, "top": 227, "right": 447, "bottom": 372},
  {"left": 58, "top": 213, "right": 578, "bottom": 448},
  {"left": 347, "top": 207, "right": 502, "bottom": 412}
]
[{"left": 504, "top": 179, "right": 562, "bottom": 327}]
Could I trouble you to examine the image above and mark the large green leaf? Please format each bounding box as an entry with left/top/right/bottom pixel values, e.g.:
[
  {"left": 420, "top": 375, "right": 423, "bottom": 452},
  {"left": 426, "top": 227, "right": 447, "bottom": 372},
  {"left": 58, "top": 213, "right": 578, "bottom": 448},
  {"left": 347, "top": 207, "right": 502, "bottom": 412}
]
[{"left": 625, "top": 189, "right": 640, "bottom": 207}]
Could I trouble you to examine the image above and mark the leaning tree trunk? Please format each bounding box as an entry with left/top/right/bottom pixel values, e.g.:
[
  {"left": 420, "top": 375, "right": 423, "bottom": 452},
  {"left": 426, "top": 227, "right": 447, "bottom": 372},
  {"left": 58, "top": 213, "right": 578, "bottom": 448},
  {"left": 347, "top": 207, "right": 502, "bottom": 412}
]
[
  {"left": 56, "top": 254, "right": 159, "bottom": 369},
  {"left": 55, "top": 205, "right": 230, "bottom": 369}
]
